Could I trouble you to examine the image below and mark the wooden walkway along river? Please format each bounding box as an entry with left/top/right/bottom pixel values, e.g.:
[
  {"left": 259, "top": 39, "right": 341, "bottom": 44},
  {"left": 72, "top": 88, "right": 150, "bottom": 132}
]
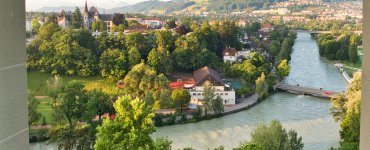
[{"left": 276, "top": 84, "right": 342, "bottom": 99}]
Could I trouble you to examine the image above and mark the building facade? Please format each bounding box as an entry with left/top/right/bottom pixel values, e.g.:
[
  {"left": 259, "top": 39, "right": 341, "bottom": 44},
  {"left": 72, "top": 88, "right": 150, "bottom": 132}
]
[
  {"left": 187, "top": 66, "right": 236, "bottom": 107},
  {"left": 57, "top": 1, "right": 114, "bottom": 31}
]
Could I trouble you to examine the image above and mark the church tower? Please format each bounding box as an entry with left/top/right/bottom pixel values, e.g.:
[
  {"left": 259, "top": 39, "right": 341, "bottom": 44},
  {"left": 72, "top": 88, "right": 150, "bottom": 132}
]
[{"left": 83, "top": 0, "right": 89, "bottom": 29}]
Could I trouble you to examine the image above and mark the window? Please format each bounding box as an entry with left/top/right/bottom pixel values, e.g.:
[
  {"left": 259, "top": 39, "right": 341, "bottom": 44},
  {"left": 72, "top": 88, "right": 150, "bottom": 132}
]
[
  {"left": 225, "top": 93, "right": 228, "bottom": 95},
  {"left": 220, "top": 93, "right": 224, "bottom": 95},
  {"left": 193, "top": 93, "right": 196, "bottom": 96},
  {"left": 197, "top": 93, "right": 201, "bottom": 96}
]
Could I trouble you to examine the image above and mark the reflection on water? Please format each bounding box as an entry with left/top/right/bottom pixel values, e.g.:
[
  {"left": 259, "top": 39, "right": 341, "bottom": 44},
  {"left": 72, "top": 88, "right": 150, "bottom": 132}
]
[{"left": 30, "top": 32, "right": 346, "bottom": 150}]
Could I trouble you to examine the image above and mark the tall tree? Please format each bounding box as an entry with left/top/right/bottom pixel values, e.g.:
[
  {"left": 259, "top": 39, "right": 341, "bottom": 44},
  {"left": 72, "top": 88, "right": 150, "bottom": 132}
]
[
  {"left": 330, "top": 72, "right": 361, "bottom": 149},
  {"left": 155, "top": 30, "right": 176, "bottom": 52},
  {"left": 123, "top": 62, "right": 170, "bottom": 106},
  {"left": 202, "top": 80, "right": 214, "bottom": 116},
  {"left": 171, "top": 89, "right": 191, "bottom": 113},
  {"left": 255, "top": 73, "right": 268, "bottom": 99},
  {"left": 28, "top": 95, "right": 41, "bottom": 126},
  {"left": 251, "top": 120, "right": 304, "bottom": 150},
  {"left": 128, "top": 47, "right": 141, "bottom": 69},
  {"left": 48, "top": 81, "right": 94, "bottom": 150},
  {"left": 31, "top": 18, "right": 41, "bottom": 34},
  {"left": 211, "top": 96, "right": 224, "bottom": 115},
  {"left": 72, "top": 7, "right": 83, "bottom": 29},
  {"left": 276, "top": 59, "right": 290, "bottom": 81},
  {"left": 94, "top": 95, "right": 156, "bottom": 149},
  {"left": 125, "top": 32, "right": 149, "bottom": 58},
  {"left": 348, "top": 35, "right": 358, "bottom": 64},
  {"left": 99, "top": 48, "right": 127, "bottom": 80},
  {"left": 112, "top": 13, "right": 126, "bottom": 26},
  {"left": 147, "top": 47, "right": 173, "bottom": 74},
  {"left": 86, "top": 90, "right": 113, "bottom": 122}
]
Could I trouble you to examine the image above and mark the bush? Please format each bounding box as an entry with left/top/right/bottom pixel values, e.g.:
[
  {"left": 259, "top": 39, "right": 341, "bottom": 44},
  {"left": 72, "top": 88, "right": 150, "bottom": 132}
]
[{"left": 236, "top": 86, "right": 253, "bottom": 98}]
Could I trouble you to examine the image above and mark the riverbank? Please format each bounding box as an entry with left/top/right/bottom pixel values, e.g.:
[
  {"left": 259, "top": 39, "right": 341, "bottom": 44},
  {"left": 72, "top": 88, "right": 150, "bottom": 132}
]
[{"left": 153, "top": 94, "right": 260, "bottom": 127}]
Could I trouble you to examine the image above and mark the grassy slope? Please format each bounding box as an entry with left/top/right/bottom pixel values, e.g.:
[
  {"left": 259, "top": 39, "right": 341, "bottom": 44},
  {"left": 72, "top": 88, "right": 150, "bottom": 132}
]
[
  {"left": 28, "top": 71, "right": 124, "bottom": 125},
  {"left": 37, "top": 98, "right": 52, "bottom": 125},
  {"left": 27, "top": 71, "right": 122, "bottom": 96}
]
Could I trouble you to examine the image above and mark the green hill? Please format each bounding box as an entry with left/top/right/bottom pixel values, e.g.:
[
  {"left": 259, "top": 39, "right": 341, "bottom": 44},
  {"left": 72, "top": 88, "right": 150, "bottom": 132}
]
[{"left": 109, "top": 0, "right": 288, "bottom": 14}]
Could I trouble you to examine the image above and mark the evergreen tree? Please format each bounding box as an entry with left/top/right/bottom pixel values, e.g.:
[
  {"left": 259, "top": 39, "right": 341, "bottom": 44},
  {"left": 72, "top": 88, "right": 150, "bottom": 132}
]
[
  {"left": 348, "top": 35, "right": 358, "bottom": 64},
  {"left": 72, "top": 7, "right": 83, "bottom": 29}
]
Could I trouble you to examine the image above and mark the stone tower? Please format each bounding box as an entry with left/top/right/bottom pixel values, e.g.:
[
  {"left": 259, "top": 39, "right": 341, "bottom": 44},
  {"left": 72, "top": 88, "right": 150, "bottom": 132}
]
[{"left": 83, "top": 0, "right": 89, "bottom": 29}]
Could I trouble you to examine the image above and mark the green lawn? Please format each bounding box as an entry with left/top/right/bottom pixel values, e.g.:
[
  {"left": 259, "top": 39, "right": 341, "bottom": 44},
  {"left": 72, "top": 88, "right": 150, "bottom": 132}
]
[
  {"left": 36, "top": 98, "right": 52, "bottom": 125},
  {"left": 28, "top": 71, "right": 125, "bottom": 125},
  {"left": 27, "top": 71, "right": 123, "bottom": 96}
]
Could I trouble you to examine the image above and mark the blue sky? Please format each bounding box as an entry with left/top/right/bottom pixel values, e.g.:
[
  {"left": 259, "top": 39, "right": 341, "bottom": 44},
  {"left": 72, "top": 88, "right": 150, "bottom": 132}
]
[{"left": 26, "top": 0, "right": 166, "bottom": 11}]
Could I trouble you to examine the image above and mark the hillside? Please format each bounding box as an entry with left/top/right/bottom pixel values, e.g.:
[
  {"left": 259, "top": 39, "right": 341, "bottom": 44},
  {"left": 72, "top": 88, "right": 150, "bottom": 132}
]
[
  {"left": 109, "top": 0, "right": 287, "bottom": 14},
  {"left": 109, "top": 0, "right": 196, "bottom": 14}
]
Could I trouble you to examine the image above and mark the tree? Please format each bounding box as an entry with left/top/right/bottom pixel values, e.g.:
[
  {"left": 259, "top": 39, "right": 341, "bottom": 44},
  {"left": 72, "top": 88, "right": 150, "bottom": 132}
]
[
  {"left": 31, "top": 18, "right": 41, "bottom": 34},
  {"left": 255, "top": 73, "right": 268, "bottom": 99},
  {"left": 211, "top": 96, "right": 224, "bottom": 115},
  {"left": 147, "top": 47, "right": 173, "bottom": 74},
  {"left": 51, "top": 39, "right": 97, "bottom": 76},
  {"left": 202, "top": 80, "right": 214, "bottom": 116},
  {"left": 325, "top": 40, "right": 339, "bottom": 60},
  {"left": 111, "top": 24, "right": 125, "bottom": 32},
  {"left": 28, "top": 96, "right": 41, "bottom": 126},
  {"left": 112, "top": 13, "right": 126, "bottom": 26},
  {"left": 249, "top": 22, "right": 261, "bottom": 34},
  {"left": 94, "top": 95, "right": 156, "bottom": 150},
  {"left": 48, "top": 81, "right": 94, "bottom": 150},
  {"left": 155, "top": 30, "right": 176, "bottom": 52},
  {"left": 50, "top": 80, "right": 87, "bottom": 127},
  {"left": 154, "top": 137, "right": 172, "bottom": 150},
  {"left": 348, "top": 35, "right": 358, "bottom": 64},
  {"left": 330, "top": 72, "right": 361, "bottom": 149},
  {"left": 233, "top": 143, "right": 263, "bottom": 150},
  {"left": 171, "top": 89, "right": 191, "bottom": 113},
  {"left": 268, "top": 40, "right": 280, "bottom": 56},
  {"left": 72, "top": 7, "right": 83, "bottom": 29},
  {"left": 86, "top": 90, "right": 113, "bottom": 122},
  {"left": 287, "top": 130, "right": 304, "bottom": 150},
  {"left": 176, "top": 25, "right": 190, "bottom": 35},
  {"left": 99, "top": 21, "right": 107, "bottom": 32},
  {"left": 330, "top": 94, "right": 347, "bottom": 121},
  {"left": 276, "top": 59, "right": 290, "bottom": 81},
  {"left": 165, "top": 20, "right": 177, "bottom": 29},
  {"left": 125, "top": 32, "right": 149, "bottom": 58},
  {"left": 99, "top": 48, "right": 127, "bottom": 80},
  {"left": 123, "top": 62, "right": 170, "bottom": 107},
  {"left": 251, "top": 120, "right": 304, "bottom": 150},
  {"left": 128, "top": 47, "right": 141, "bottom": 69},
  {"left": 278, "top": 38, "right": 292, "bottom": 61},
  {"left": 173, "top": 34, "right": 220, "bottom": 71},
  {"left": 91, "top": 21, "right": 99, "bottom": 32}
]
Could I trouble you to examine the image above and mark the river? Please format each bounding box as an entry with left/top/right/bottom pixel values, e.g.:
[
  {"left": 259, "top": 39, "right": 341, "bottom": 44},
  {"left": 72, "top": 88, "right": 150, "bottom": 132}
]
[{"left": 30, "top": 32, "right": 347, "bottom": 150}]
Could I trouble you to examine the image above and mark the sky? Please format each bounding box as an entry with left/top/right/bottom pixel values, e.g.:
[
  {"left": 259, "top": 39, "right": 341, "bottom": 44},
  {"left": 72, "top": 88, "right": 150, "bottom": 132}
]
[{"left": 26, "top": 0, "right": 155, "bottom": 11}]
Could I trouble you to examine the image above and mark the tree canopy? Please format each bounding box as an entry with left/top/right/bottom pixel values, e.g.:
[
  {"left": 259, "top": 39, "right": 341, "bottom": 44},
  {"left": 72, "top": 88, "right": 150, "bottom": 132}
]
[{"left": 94, "top": 95, "right": 156, "bottom": 150}]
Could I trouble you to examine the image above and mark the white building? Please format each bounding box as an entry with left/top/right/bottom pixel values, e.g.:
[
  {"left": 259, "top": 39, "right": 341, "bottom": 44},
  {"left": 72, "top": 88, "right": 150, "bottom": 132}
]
[
  {"left": 187, "top": 66, "right": 236, "bottom": 108},
  {"left": 223, "top": 48, "right": 238, "bottom": 63}
]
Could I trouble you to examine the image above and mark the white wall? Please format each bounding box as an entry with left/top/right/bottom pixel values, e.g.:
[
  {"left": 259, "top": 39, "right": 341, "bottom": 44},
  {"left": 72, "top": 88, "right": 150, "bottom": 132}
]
[{"left": 189, "top": 90, "right": 236, "bottom": 105}]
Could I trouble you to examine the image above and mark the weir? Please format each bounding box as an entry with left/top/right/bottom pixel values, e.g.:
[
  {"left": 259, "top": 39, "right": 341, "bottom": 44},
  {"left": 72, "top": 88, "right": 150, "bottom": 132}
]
[{"left": 276, "top": 84, "right": 342, "bottom": 99}]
